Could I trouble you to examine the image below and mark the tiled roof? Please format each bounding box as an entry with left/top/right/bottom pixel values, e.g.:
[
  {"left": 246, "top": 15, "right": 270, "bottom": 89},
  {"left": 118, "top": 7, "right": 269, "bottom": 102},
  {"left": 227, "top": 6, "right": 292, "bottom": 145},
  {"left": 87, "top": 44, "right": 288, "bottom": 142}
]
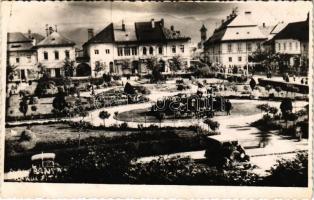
[
  {"left": 135, "top": 20, "right": 165, "bottom": 42},
  {"left": 36, "top": 32, "right": 75, "bottom": 47},
  {"left": 27, "top": 33, "right": 45, "bottom": 43},
  {"left": 113, "top": 24, "right": 137, "bottom": 43},
  {"left": 84, "top": 19, "right": 190, "bottom": 46},
  {"left": 204, "top": 12, "right": 267, "bottom": 46},
  {"left": 84, "top": 23, "right": 114, "bottom": 45},
  {"left": 8, "top": 42, "right": 34, "bottom": 52},
  {"left": 7, "top": 32, "right": 31, "bottom": 43},
  {"left": 272, "top": 20, "right": 309, "bottom": 42}
]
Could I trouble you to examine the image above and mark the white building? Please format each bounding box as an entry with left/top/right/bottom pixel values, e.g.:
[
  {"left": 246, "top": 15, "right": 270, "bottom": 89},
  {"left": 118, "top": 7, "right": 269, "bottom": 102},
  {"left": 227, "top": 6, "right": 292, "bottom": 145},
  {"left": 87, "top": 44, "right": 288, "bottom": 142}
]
[
  {"left": 36, "top": 27, "right": 76, "bottom": 78},
  {"left": 7, "top": 31, "right": 44, "bottom": 81},
  {"left": 271, "top": 15, "right": 309, "bottom": 67},
  {"left": 204, "top": 11, "right": 268, "bottom": 73},
  {"left": 83, "top": 19, "right": 191, "bottom": 77}
]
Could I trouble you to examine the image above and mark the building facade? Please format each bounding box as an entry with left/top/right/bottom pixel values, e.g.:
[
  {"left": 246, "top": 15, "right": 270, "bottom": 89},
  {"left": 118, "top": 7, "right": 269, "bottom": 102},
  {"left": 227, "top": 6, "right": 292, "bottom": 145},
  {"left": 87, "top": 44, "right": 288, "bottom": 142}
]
[
  {"left": 203, "top": 11, "right": 268, "bottom": 73},
  {"left": 272, "top": 15, "right": 309, "bottom": 67},
  {"left": 83, "top": 19, "right": 191, "bottom": 77},
  {"left": 36, "top": 26, "right": 76, "bottom": 78},
  {"left": 7, "top": 31, "right": 44, "bottom": 81}
]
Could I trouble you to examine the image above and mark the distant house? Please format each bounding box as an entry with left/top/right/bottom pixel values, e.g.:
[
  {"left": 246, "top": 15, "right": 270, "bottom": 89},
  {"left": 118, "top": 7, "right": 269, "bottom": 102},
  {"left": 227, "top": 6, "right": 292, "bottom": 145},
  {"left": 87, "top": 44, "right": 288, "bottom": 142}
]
[
  {"left": 36, "top": 26, "right": 76, "bottom": 78},
  {"left": 203, "top": 10, "right": 268, "bottom": 73},
  {"left": 7, "top": 31, "right": 44, "bottom": 81},
  {"left": 271, "top": 14, "right": 309, "bottom": 67},
  {"left": 82, "top": 19, "right": 191, "bottom": 77}
]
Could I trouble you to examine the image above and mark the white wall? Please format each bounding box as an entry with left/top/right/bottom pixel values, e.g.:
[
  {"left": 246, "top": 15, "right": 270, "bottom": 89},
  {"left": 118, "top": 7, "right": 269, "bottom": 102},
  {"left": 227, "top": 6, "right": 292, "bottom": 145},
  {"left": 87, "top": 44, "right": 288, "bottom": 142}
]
[
  {"left": 37, "top": 46, "right": 75, "bottom": 68},
  {"left": 275, "top": 39, "right": 301, "bottom": 54}
]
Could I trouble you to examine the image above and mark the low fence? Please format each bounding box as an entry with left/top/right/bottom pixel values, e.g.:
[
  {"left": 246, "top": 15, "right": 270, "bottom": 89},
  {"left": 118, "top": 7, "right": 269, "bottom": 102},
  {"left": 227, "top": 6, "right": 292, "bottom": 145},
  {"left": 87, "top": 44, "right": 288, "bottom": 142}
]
[{"left": 258, "top": 78, "right": 309, "bottom": 94}]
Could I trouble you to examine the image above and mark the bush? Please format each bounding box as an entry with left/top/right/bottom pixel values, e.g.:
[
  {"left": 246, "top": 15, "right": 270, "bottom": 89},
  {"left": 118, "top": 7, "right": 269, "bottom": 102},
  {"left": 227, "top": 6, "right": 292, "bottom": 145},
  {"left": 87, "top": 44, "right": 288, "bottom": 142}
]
[
  {"left": 20, "top": 129, "right": 36, "bottom": 142},
  {"left": 263, "top": 152, "right": 308, "bottom": 187}
]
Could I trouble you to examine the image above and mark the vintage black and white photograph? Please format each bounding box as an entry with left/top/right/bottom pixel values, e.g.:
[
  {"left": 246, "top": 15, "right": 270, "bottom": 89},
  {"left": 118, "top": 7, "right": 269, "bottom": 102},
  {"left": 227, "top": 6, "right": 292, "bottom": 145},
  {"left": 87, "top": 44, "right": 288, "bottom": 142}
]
[{"left": 2, "top": 1, "right": 311, "bottom": 193}]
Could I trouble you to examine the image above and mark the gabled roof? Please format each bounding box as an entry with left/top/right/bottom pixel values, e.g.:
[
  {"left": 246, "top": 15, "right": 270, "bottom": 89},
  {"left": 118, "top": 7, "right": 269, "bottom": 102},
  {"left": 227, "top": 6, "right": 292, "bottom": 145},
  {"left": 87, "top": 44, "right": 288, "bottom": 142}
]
[
  {"left": 204, "top": 12, "right": 267, "bottom": 47},
  {"left": 135, "top": 20, "right": 165, "bottom": 42},
  {"left": 272, "top": 19, "right": 309, "bottom": 42},
  {"left": 36, "top": 31, "right": 75, "bottom": 47},
  {"left": 84, "top": 19, "right": 190, "bottom": 47},
  {"left": 84, "top": 23, "right": 114, "bottom": 46},
  {"left": 7, "top": 32, "right": 31, "bottom": 43},
  {"left": 113, "top": 24, "right": 137, "bottom": 43}
]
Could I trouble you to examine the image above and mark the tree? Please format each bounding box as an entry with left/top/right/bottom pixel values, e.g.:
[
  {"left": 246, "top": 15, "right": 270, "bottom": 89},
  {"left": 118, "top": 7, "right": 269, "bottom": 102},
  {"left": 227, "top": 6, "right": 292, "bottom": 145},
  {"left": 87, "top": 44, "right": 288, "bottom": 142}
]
[
  {"left": 280, "top": 98, "right": 293, "bottom": 128},
  {"left": 99, "top": 110, "right": 111, "bottom": 127},
  {"left": 52, "top": 87, "right": 68, "bottom": 115},
  {"left": 169, "top": 56, "right": 183, "bottom": 72},
  {"left": 19, "top": 96, "right": 28, "bottom": 117},
  {"left": 63, "top": 59, "right": 75, "bottom": 77},
  {"left": 6, "top": 64, "right": 17, "bottom": 82}
]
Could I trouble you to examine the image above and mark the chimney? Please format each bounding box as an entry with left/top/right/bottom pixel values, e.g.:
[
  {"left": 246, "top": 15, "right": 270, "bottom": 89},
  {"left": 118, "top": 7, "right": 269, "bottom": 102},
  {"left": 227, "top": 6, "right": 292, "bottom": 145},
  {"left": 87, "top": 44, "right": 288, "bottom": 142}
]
[
  {"left": 122, "top": 20, "right": 125, "bottom": 31},
  {"left": 170, "top": 25, "right": 174, "bottom": 31},
  {"left": 28, "top": 29, "right": 32, "bottom": 39},
  {"left": 160, "top": 18, "right": 164, "bottom": 27},
  {"left": 45, "top": 24, "right": 49, "bottom": 37},
  {"left": 151, "top": 18, "right": 155, "bottom": 28},
  {"left": 245, "top": 11, "right": 252, "bottom": 15},
  {"left": 88, "top": 28, "right": 94, "bottom": 40},
  {"left": 262, "top": 22, "right": 266, "bottom": 28}
]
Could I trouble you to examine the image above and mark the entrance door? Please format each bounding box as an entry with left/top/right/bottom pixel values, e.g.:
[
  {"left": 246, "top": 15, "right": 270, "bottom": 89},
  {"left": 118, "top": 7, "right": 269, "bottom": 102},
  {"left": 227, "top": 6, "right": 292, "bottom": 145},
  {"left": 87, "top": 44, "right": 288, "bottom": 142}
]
[
  {"left": 21, "top": 69, "right": 26, "bottom": 80},
  {"left": 55, "top": 68, "right": 61, "bottom": 77}
]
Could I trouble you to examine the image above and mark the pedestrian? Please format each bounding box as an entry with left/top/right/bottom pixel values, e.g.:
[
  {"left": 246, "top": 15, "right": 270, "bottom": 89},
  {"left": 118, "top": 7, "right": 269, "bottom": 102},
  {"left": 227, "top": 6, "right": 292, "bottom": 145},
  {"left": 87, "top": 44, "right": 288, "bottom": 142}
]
[
  {"left": 225, "top": 99, "right": 232, "bottom": 115},
  {"left": 301, "top": 78, "right": 304, "bottom": 84}
]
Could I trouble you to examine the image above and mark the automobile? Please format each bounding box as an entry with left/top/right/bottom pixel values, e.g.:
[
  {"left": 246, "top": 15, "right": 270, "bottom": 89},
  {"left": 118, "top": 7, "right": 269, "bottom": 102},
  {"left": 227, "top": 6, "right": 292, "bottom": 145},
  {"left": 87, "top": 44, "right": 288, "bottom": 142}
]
[
  {"left": 31, "top": 152, "right": 56, "bottom": 168},
  {"left": 202, "top": 136, "right": 250, "bottom": 169}
]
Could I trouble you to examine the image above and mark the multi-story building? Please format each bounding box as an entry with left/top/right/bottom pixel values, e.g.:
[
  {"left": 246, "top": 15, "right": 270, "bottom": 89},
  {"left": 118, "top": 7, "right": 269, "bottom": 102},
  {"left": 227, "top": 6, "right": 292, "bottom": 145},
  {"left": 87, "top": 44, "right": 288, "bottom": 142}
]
[
  {"left": 7, "top": 31, "right": 44, "bottom": 81},
  {"left": 203, "top": 11, "right": 268, "bottom": 72},
  {"left": 82, "top": 19, "right": 191, "bottom": 77},
  {"left": 36, "top": 26, "right": 76, "bottom": 78},
  {"left": 271, "top": 14, "right": 309, "bottom": 67}
]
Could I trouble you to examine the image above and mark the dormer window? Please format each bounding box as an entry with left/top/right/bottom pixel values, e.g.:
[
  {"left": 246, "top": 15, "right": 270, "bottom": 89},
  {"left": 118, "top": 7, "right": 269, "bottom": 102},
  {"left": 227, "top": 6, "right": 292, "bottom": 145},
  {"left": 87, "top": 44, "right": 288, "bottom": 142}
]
[{"left": 11, "top": 44, "right": 21, "bottom": 48}]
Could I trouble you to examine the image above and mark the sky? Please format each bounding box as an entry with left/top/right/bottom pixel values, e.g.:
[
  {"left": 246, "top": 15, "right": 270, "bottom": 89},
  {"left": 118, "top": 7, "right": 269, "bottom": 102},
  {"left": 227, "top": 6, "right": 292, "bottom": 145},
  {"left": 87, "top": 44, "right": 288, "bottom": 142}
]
[{"left": 2, "top": 1, "right": 311, "bottom": 47}]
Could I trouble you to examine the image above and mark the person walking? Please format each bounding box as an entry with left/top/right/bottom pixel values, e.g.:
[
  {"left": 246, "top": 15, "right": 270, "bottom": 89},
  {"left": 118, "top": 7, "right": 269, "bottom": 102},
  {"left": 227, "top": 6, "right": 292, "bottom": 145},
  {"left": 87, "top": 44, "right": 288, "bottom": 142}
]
[{"left": 225, "top": 99, "right": 232, "bottom": 115}]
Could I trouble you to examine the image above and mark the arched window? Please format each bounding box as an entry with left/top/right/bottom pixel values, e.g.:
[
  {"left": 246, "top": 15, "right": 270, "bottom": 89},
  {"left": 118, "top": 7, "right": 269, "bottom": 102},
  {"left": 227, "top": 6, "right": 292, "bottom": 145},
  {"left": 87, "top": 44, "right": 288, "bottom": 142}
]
[
  {"left": 149, "top": 46, "right": 154, "bottom": 55},
  {"left": 143, "top": 47, "right": 147, "bottom": 55},
  {"left": 158, "top": 46, "right": 163, "bottom": 54}
]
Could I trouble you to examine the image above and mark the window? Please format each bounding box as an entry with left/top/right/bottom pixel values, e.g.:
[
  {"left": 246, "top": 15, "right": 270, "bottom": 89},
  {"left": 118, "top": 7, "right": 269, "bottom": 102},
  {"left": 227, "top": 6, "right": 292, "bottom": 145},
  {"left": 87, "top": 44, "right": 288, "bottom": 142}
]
[
  {"left": 143, "top": 47, "right": 147, "bottom": 55},
  {"left": 247, "top": 43, "right": 252, "bottom": 52},
  {"left": 283, "top": 43, "right": 286, "bottom": 51},
  {"left": 65, "top": 50, "right": 70, "bottom": 59},
  {"left": 124, "top": 47, "right": 130, "bottom": 56},
  {"left": 228, "top": 57, "right": 232, "bottom": 62},
  {"left": 54, "top": 51, "right": 59, "bottom": 60},
  {"left": 227, "top": 43, "right": 232, "bottom": 53},
  {"left": 238, "top": 56, "right": 242, "bottom": 62},
  {"left": 16, "top": 57, "right": 20, "bottom": 63},
  {"left": 27, "top": 55, "right": 31, "bottom": 63},
  {"left": 278, "top": 43, "right": 281, "bottom": 51},
  {"left": 237, "top": 43, "right": 242, "bottom": 52},
  {"left": 295, "top": 42, "right": 298, "bottom": 50},
  {"left": 158, "top": 46, "right": 163, "bottom": 55},
  {"left": 180, "top": 45, "right": 184, "bottom": 53},
  {"left": 172, "top": 45, "right": 176, "bottom": 53},
  {"left": 289, "top": 42, "right": 292, "bottom": 50},
  {"left": 131, "top": 47, "right": 137, "bottom": 55},
  {"left": 149, "top": 46, "right": 154, "bottom": 55},
  {"left": 105, "top": 49, "right": 110, "bottom": 54},
  {"left": 117, "top": 47, "right": 123, "bottom": 56},
  {"left": 44, "top": 51, "right": 48, "bottom": 60},
  {"left": 94, "top": 49, "right": 99, "bottom": 54}
]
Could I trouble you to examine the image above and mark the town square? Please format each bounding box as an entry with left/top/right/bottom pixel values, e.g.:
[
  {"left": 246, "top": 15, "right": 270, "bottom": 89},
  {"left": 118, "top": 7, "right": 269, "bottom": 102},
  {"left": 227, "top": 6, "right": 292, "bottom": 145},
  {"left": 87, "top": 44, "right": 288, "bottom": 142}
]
[{"left": 2, "top": 1, "right": 311, "bottom": 188}]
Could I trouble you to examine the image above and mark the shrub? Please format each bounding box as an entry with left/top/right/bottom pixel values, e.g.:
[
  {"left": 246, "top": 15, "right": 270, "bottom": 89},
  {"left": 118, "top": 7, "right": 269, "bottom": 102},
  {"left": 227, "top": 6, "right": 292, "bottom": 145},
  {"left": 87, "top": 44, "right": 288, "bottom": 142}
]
[
  {"left": 120, "top": 122, "right": 128, "bottom": 129},
  {"left": 263, "top": 152, "right": 308, "bottom": 187}
]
